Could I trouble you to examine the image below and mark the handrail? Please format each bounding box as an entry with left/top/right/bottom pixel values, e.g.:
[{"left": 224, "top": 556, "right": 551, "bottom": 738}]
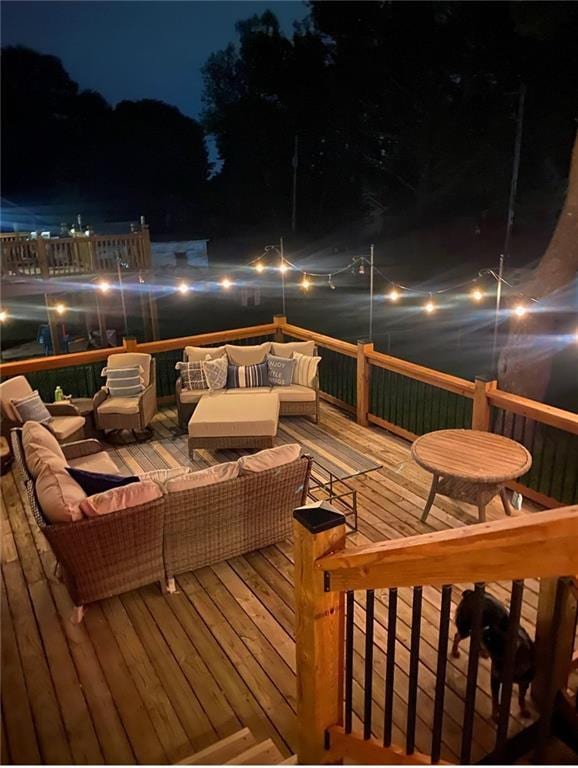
[
  {"left": 282, "top": 322, "right": 358, "bottom": 357},
  {"left": 136, "top": 323, "right": 277, "bottom": 354},
  {"left": 488, "top": 389, "right": 578, "bottom": 435},
  {"left": 367, "top": 349, "right": 475, "bottom": 398},
  {"left": 318, "top": 506, "right": 578, "bottom": 591}
]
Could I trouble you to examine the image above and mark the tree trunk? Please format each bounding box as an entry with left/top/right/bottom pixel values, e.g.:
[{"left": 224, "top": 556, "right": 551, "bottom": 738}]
[{"left": 498, "top": 130, "right": 578, "bottom": 400}]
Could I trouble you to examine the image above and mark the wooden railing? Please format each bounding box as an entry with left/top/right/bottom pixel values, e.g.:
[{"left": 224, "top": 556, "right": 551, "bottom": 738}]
[
  {"left": 293, "top": 503, "right": 578, "bottom": 764},
  {"left": 0, "top": 315, "right": 575, "bottom": 506},
  {"left": 0, "top": 229, "right": 152, "bottom": 277}
]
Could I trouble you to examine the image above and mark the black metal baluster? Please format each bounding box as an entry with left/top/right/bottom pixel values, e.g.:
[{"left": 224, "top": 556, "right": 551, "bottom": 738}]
[
  {"left": 383, "top": 587, "right": 398, "bottom": 747},
  {"left": 460, "top": 582, "right": 485, "bottom": 764},
  {"left": 363, "top": 589, "right": 375, "bottom": 740},
  {"left": 406, "top": 586, "right": 423, "bottom": 755},
  {"left": 344, "top": 591, "right": 354, "bottom": 734},
  {"left": 431, "top": 585, "right": 452, "bottom": 763},
  {"left": 495, "top": 580, "right": 525, "bottom": 749}
]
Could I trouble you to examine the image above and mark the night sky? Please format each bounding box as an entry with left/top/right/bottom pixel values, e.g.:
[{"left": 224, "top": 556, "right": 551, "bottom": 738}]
[{"left": 1, "top": 1, "right": 307, "bottom": 119}]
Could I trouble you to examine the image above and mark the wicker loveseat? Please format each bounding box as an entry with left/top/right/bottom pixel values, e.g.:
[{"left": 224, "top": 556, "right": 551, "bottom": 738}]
[
  {"left": 11, "top": 427, "right": 311, "bottom": 618},
  {"left": 176, "top": 340, "right": 320, "bottom": 429}
]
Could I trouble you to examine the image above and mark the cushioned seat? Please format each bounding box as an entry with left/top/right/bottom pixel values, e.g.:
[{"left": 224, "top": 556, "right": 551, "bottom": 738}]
[
  {"left": 68, "top": 451, "right": 122, "bottom": 475},
  {"left": 49, "top": 415, "right": 86, "bottom": 440},
  {"left": 178, "top": 388, "right": 208, "bottom": 404},
  {"left": 97, "top": 396, "right": 140, "bottom": 415},
  {"left": 225, "top": 386, "right": 272, "bottom": 395},
  {"left": 271, "top": 384, "right": 316, "bottom": 402}
]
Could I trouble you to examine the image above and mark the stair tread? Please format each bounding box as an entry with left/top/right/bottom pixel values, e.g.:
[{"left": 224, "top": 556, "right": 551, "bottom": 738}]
[
  {"left": 279, "top": 756, "right": 298, "bottom": 765},
  {"left": 178, "top": 727, "right": 257, "bottom": 765},
  {"left": 225, "top": 738, "right": 284, "bottom": 765}
]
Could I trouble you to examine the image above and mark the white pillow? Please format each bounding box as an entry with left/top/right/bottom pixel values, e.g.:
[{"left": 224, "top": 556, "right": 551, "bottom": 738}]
[{"left": 292, "top": 352, "right": 321, "bottom": 388}]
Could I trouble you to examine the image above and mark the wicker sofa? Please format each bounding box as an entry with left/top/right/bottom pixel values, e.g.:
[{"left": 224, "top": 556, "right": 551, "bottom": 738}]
[
  {"left": 176, "top": 340, "right": 320, "bottom": 429},
  {"left": 11, "top": 427, "right": 311, "bottom": 616}
]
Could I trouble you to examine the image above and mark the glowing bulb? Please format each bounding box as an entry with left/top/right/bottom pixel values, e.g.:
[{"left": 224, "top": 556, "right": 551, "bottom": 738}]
[
  {"left": 221, "top": 278, "right": 232, "bottom": 290},
  {"left": 328, "top": 276, "right": 336, "bottom": 290},
  {"left": 388, "top": 288, "right": 399, "bottom": 302},
  {"left": 0, "top": 310, "right": 8, "bottom": 323},
  {"left": 98, "top": 280, "right": 110, "bottom": 293},
  {"left": 424, "top": 300, "right": 435, "bottom": 314},
  {"left": 301, "top": 276, "right": 311, "bottom": 290},
  {"left": 55, "top": 303, "right": 67, "bottom": 315},
  {"left": 254, "top": 261, "right": 265, "bottom": 273},
  {"left": 177, "top": 281, "right": 189, "bottom": 294},
  {"left": 514, "top": 303, "right": 527, "bottom": 318},
  {"left": 471, "top": 288, "right": 483, "bottom": 302},
  {"left": 279, "top": 262, "right": 289, "bottom": 274}
]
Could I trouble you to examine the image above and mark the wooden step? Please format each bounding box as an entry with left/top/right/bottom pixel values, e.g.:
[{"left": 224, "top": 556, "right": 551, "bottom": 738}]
[
  {"left": 178, "top": 727, "right": 257, "bottom": 765},
  {"left": 279, "top": 756, "right": 298, "bottom": 765},
  {"left": 226, "top": 738, "right": 284, "bottom": 765}
]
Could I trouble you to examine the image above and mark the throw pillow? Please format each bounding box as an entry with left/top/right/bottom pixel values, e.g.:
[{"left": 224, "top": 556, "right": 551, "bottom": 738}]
[
  {"left": 271, "top": 340, "right": 316, "bottom": 358},
  {"left": 175, "top": 360, "right": 207, "bottom": 390},
  {"left": 80, "top": 479, "right": 162, "bottom": 518},
  {"left": 138, "top": 466, "right": 192, "bottom": 486},
  {"left": 238, "top": 444, "right": 301, "bottom": 474},
  {"left": 267, "top": 354, "right": 296, "bottom": 386},
  {"left": 166, "top": 461, "right": 239, "bottom": 492},
  {"left": 35, "top": 462, "right": 86, "bottom": 523},
  {"left": 184, "top": 345, "right": 226, "bottom": 362},
  {"left": 11, "top": 390, "right": 52, "bottom": 425},
  {"left": 21, "top": 420, "right": 66, "bottom": 478},
  {"left": 202, "top": 355, "right": 228, "bottom": 390},
  {"left": 227, "top": 361, "right": 269, "bottom": 389},
  {"left": 292, "top": 352, "right": 321, "bottom": 388},
  {"left": 101, "top": 365, "right": 144, "bottom": 398},
  {"left": 225, "top": 342, "right": 271, "bottom": 365},
  {"left": 66, "top": 467, "right": 138, "bottom": 496}
]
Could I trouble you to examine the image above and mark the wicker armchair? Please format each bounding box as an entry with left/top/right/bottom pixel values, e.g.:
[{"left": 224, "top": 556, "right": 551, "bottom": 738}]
[
  {"left": 0, "top": 375, "right": 85, "bottom": 442},
  {"left": 93, "top": 352, "right": 157, "bottom": 438},
  {"left": 10, "top": 428, "right": 165, "bottom": 619}
]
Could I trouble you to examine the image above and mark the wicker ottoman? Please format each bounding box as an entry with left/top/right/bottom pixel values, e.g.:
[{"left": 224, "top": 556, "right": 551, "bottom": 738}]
[{"left": 188, "top": 391, "right": 280, "bottom": 457}]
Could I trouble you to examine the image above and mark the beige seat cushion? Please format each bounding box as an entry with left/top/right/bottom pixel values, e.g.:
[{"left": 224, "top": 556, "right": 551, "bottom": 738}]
[
  {"left": 225, "top": 386, "right": 272, "bottom": 395},
  {"left": 106, "top": 353, "right": 152, "bottom": 387},
  {"left": 179, "top": 388, "right": 207, "bottom": 405},
  {"left": 225, "top": 342, "right": 271, "bottom": 365},
  {"left": 271, "top": 340, "right": 316, "bottom": 358},
  {"left": 271, "top": 384, "right": 316, "bottom": 402},
  {"left": 47, "top": 415, "right": 85, "bottom": 440},
  {"left": 98, "top": 396, "right": 140, "bottom": 415},
  {"left": 238, "top": 444, "right": 301, "bottom": 474},
  {"left": 35, "top": 463, "right": 86, "bottom": 523},
  {"left": 0, "top": 375, "right": 34, "bottom": 423},
  {"left": 184, "top": 345, "right": 226, "bottom": 362},
  {"left": 188, "top": 392, "right": 279, "bottom": 438},
  {"left": 22, "top": 421, "right": 66, "bottom": 478},
  {"left": 166, "top": 461, "right": 239, "bottom": 492},
  {"left": 69, "top": 451, "right": 122, "bottom": 475}
]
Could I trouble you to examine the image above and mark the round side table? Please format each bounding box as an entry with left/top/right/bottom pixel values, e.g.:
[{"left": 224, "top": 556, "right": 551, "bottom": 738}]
[{"left": 411, "top": 429, "right": 532, "bottom": 523}]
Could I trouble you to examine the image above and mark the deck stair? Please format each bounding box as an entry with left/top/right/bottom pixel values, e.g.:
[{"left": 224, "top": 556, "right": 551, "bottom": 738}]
[{"left": 177, "top": 727, "right": 296, "bottom": 765}]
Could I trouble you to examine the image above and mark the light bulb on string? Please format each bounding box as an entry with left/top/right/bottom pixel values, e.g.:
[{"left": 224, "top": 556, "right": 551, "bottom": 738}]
[
  {"left": 54, "top": 303, "right": 67, "bottom": 316},
  {"left": 513, "top": 303, "right": 527, "bottom": 318},
  {"left": 0, "top": 310, "right": 8, "bottom": 323},
  {"left": 177, "top": 281, "right": 190, "bottom": 295},
  {"left": 387, "top": 287, "right": 400, "bottom": 302},
  {"left": 279, "top": 261, "right": 289, "bottom": 274},
  {"left": 471, "top": 287, "right": 483, "bottom": 302},
  {"left": 328, "top": 275, "right": 336, "bottom": 290},
  {"left": 221, "top": 278, "right": 232, "bottom": 290},
  {"left": 97, "top": 280, "right": 110, "bottom": 293},
  {"left": 301, "top": 274, "right": 311, "bottom": 291},
  {"left": 358, "top": 260, "right": 365, "bottom": 276},
  {"left": 254, "top": 261, "right": 265, "bottom": 273},
  {"left": 424, "top": 296, "right": 435, "bottom": 314}
]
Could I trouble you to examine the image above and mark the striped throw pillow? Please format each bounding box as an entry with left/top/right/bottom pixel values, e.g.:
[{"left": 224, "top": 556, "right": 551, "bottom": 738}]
[
  {"left": 227, "top": 361, "right": 269, "bottom": 389},
  {"left": 175, "top": 360, "right": 207, "bottom": 390},
  {"left": 101, "top": 366, "right": 145, "bottom": 398},
  {"left": 292, "top": 352, "right": 321, "bottom": 388},
  {"left": 11, "top": 390, "right": 52, "bottom": 424}
]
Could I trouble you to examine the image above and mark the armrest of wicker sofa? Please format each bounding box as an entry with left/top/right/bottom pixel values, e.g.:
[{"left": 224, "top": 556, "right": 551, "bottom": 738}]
[
  {"left": 43, "top": 498, "right": 166, "bottom": 606},
  {"left": 61, "top": 439, "right": 107, "bottom": 461},
  {"left": 46, "top": 402, "right": 81, "bottom": 418}
]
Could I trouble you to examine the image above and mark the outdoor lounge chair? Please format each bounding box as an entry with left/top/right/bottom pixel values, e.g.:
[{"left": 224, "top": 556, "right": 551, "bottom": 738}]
[{"left": 0, "top": 374, "right": 85, "bottom": 442}]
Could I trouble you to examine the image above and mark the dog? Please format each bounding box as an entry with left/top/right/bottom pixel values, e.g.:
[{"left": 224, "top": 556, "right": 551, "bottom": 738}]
[{"left": 452, "top": 590, "right": 535, "bottom": 722}]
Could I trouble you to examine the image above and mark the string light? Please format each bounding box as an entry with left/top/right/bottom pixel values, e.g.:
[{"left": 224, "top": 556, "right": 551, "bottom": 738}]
[
  {"left": 279, "top": 262, "right": 289, "bottom": 274},
  {"left": 301, "top": 275, "right": 311, "bottom": 291},
  {"left": 424, "top": 297, "right": 436, "bottom": 314},
  {"left": 97, "top": 280, "right": 111, "bottom": 293},
  {"left": 387, "top": 287, "right": 400, "bottom": 302},
  {"left": 513, "top": 303, "right": 527, "bottom": 318},
  {"left": 177, "top": 281, "right": 190, "bottom": 295},
  {"left": 221, "top": 278, "right": 232, "bottom": 290},
  {"left": 471, "top": 287, "right": 483, "bottom": 302},
  {"left": 358, "top": 261, "right": 365, "bottom": 276},
  {"left": 254, "top": 261, "right": 265, "bottom": 273},
  {"left": 54, "top": 303, "right": 67, "bottom": 316},
  {"left": 0, "top": 310, "right": 8, "bottom": 323},
  {"left": 328, "top": 275, "right": 336, "bottom": 290}
]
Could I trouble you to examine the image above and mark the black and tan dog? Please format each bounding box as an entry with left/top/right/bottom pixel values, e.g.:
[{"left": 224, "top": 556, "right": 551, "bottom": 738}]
[{"left": 452, "top": 589, "right": 535, "bottom": 721}]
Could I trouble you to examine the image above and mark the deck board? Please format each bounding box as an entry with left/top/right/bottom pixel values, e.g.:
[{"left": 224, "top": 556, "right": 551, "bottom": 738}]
[{"left": 1, "top": 402, "right": 545, "bottom": 764}]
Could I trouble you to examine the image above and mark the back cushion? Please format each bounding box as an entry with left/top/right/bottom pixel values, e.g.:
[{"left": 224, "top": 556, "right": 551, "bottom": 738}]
[
  {"left": 227, "top": 361, "right": 269, "bottom": 389},
  {"left": 166, "top": 461, "right": 239, "bottom": 492},
  {"left": 11, "top": 391, "right": 52, "bottom": 425},
  {"left": 271, "top": 340, "right": 316, "bottom": 358},
  {"left": 176, "top": 360, "right": 208, "bottom": 390},
  {"left": 225, "top": 342, "right": 271, "bottom": 365},
  {"left": 185, "top": 345, "right": 226, "bottom": 362},
  {"left": 35, "top": 463, "right": 86, "bottom": 523},
  {"left": 107, "top": 353, "right": 152, "bottom": 387},
  {"left": 238, "top": 443, "right": 301, "bottom": 474},
  {"left": 22, "top": 421, "right": 66, "bottom": 478},
  {"left": 267, "top": 354, "right": 296, "bottom": 386},
  {"left": 80, "top": 480, "right": 162, "bottom": 517},
  {"left": 293, "top": 352, "right": 321, "bottom": 388},
  {"left": 0, "top": 375, "right": 33, "bottom": 422},
  {"left": 102, "top": 366, "right": 144, "bottom": 398}
]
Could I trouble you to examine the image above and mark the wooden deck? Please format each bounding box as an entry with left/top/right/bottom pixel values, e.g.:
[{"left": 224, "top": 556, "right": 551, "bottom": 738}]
[{"left": 1, "top": 402, "right": 544, "bottom": 765}]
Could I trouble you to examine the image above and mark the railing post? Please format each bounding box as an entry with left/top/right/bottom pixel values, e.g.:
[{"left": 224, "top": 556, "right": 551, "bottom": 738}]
[
  {"left": 36, "top": 236, "right": 49, "bottom": 278},
  {"left": 356, "top": 339, "right": 373, "bottom": 427},
  {"left": 141, "top": 224, "right": 152, "bottom": 269},
  {"left": 294, "top": 502, "right": 347, "bottom": 764},
  {"left": 123, "top": 336, "right": 138, "bottom": 352},
  {"left": 472, "top": 375, "right": 497, "bottom": 431},
  {"left": 273, "top": 314, "right": 286, "bottom": 342}
]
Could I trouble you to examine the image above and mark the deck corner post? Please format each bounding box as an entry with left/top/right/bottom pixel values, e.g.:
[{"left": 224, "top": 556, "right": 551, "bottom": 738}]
[
  {"left": 356, "top": 339, "right": 373, "bottom": 427},
  {"left": 293, "top": 503, "right": 347, "bottom": 764},
  {"left": 273, "top": 314, "right": 287, "bottom": 342},
  {"left": 123, "top": 336, "right": 138, "bottom": 352},
  {"left": 472, "top": 375, "right": 497, "bottom": 431}
]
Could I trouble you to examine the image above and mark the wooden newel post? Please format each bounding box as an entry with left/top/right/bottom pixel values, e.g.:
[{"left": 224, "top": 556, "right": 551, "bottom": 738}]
[
  {"left": 123, "top": 336, "right": 138, "bottom": 352},
  {"left": 273, "top": 314, "right": 286, "bottom": 342},
  {"left": 471, "top": 375, "right": 497, "bottom": 432},
  {"left": 293, "top": 503, "right": 347, "bottom": 764},
  {"left": 356, "top": 339, "right": 373, "bottom": 427}
]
